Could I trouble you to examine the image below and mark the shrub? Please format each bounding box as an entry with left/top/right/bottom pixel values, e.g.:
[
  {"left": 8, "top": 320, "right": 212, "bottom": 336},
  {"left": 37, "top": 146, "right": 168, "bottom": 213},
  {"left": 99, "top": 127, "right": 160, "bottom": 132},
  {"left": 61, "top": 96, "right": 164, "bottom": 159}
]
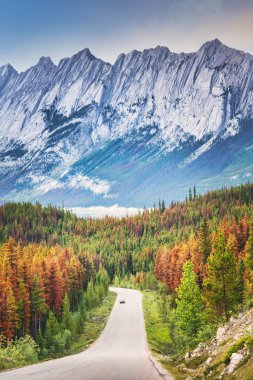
[
  {"left": 0, "top": 336, "right": 38, "bottom": 370},
  {"left": 72, "top": 312, "right": 84, "bottom": 336},
  {"left": 54, "top": 330, "right": 72, "bottom": 353},
  {"left": 197, "top": 323, "right": 216, "bottom": 343}
]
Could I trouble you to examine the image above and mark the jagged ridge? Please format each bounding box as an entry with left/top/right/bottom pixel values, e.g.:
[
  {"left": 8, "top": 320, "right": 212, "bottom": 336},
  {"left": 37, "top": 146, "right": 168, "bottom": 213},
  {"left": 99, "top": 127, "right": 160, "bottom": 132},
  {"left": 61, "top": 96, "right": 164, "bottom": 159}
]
[{"left": 0, "top": 39, "right": 253, "bottom": 206}]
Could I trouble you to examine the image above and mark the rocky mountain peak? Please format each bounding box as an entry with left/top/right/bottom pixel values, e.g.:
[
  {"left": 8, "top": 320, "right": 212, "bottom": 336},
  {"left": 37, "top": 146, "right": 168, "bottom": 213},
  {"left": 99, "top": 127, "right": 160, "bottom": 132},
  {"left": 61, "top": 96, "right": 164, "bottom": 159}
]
[
  {"left": 0, "top": 40, "right": 252, "bottom": 206},
  {"left": 0, "top": 63, "right": 18, "bottom": 77},
  {"left": 37, "top": 56, "right": 55, "bottom": 67}
]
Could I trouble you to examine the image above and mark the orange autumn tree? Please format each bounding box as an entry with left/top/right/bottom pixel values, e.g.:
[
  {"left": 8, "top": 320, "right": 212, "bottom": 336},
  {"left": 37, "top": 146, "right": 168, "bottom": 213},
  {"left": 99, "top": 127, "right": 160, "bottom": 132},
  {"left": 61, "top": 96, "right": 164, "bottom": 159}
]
[
  {"left": 154, "top": 216, "right": 251, "bottom": 295},
  {"left": 0, "top": 239, "right": 89, "bottom": 341}
]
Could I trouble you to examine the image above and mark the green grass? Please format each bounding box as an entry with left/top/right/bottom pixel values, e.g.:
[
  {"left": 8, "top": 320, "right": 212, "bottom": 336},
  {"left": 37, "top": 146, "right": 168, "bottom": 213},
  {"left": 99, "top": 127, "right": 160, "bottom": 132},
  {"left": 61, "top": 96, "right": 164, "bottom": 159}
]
[
  {"left": 142, "top": 291, "right": 171, "bottom": 354},
  {"left": 142, "top": 290, "right": 186, "bottom": 380},
  {"left": 65, "top": 290, "right": 116, "bottom": 355},
  {"left": 223, "top": 336, "right": 247, "bottom": 364},
  {"left": 223, "top": 335, "right": 253, "bottom": 365}
]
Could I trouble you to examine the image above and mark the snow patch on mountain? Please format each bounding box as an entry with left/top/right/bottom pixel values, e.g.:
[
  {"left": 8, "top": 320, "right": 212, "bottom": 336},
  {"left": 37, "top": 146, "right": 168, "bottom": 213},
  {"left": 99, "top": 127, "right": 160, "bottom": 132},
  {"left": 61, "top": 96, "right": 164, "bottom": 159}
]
[
  {"left": 16, "top": 172, "right": 111, "bottom": 198},
  {"left": 180, "top": 135, "right": 218, "bottom": 167}
]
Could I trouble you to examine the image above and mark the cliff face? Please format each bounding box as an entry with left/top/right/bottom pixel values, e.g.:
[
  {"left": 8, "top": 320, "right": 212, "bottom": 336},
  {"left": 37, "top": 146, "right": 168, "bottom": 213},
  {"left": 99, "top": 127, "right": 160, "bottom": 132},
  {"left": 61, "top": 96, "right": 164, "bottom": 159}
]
[
  {"left": 181, "top": 309, "right": 253, "bottom": 379},
  {"left": 0, "top": 40, "right": 253, "bottom": 207}
]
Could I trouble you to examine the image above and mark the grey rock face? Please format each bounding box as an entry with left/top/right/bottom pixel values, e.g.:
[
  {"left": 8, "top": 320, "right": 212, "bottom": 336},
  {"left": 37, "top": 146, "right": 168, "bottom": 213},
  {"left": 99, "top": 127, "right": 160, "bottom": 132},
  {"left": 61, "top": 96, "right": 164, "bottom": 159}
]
[{"left": 0, "top": 40, "right": 253, "bottom": 206}]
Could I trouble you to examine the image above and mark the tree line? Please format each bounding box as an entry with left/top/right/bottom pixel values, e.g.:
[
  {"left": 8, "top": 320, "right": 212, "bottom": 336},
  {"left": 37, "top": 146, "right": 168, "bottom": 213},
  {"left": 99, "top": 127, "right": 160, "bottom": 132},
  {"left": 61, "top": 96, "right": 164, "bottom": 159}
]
[{"left": 0, "top": 183, "right": 253, "bottom": 358}]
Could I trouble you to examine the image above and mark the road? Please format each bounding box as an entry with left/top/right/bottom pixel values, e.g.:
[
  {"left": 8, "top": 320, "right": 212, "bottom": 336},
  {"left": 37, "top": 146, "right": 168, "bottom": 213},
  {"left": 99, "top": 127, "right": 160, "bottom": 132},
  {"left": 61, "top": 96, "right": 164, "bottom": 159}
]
[{"left": 0, "top": 287, "right": 173, "bottom": 380}]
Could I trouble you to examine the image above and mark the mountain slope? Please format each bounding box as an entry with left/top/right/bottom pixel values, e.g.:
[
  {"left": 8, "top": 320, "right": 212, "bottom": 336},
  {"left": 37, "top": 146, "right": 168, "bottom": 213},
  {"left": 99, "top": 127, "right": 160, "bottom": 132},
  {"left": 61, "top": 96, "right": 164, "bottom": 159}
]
[{"left": 0, "top": 40, "right": 253, "bottom": 207}]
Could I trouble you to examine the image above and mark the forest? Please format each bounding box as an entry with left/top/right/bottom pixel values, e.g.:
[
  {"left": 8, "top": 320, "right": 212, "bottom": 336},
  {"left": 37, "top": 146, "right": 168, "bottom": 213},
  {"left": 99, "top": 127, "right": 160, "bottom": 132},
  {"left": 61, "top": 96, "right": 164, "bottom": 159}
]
[{"left": 0, "top": 183, "right": 253, "bottom": 368}]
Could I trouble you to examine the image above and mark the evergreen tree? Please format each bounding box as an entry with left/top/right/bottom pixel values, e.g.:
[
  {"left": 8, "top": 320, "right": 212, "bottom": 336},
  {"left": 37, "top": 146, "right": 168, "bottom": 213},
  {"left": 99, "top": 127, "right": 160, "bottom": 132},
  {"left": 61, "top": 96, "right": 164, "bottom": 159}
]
[
  {"left": 44, "top": 311, "right": 59, "bottom": 349},
  {"left": 237, "top": 258, "right": 245, "bottom": 305},
  {"left": 160, "top": 200, "right": 165, "bottom": 213},
  {"left": 203, "top": 231, "right": 238, "bottom": 322},
  {"left": 244, "top": 222, "right": 253, "bottom": 302},
  {"left": 62, "top": 293, "right": 72, "bottom": 332},
  {"left": 0, "top": 278, "right": 18, "bottom": 340},
  {"left": 78, "top": 296, "right": 86, "bottom": 329},
  {"left": 16, "top": 281, "right": 31, "bottom": 336},
  {"left": 175, "top": 261, "right": 203, "bottom": 348},
  {"left": 245, "top": 221, "right": 253, "bottom": 270},
  {"left": 30, "top": 275, "right": 46, "bottom": 338},
  {"left": 193, "top": 185, "right": 197, "bottom": 199},
  {"left": 157, "top": 283, "right": 169, "bottom": 322},
  {"left": 199, "top": 218, "right": 212, "bottom": 264},
  {"left": 189, "top": 188, "right": 193, "bottom": 202},
  {"left": 37, "top": 327, "right": 45, "bottom": 353}
]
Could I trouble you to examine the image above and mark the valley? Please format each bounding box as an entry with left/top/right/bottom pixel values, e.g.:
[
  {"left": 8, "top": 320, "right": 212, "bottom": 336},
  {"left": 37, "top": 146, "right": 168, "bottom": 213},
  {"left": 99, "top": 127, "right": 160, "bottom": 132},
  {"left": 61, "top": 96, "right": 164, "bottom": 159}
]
[{"left": 0, "top": 184, "right": 253, "bottom": 378}]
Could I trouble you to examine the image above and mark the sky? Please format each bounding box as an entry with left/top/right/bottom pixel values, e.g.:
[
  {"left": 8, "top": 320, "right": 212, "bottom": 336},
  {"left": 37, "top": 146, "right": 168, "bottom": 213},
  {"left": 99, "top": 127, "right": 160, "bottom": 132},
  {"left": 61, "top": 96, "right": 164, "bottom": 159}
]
[{"left": 0, "top": 0, "right": 253, "bottom": 72}]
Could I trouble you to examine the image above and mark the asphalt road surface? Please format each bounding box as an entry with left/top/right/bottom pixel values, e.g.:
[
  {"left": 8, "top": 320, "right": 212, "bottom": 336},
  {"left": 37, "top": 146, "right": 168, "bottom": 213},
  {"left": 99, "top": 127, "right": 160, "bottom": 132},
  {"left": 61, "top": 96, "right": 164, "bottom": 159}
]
[{"left": 0, "top": 287, "right": 173, "bottom": 380}]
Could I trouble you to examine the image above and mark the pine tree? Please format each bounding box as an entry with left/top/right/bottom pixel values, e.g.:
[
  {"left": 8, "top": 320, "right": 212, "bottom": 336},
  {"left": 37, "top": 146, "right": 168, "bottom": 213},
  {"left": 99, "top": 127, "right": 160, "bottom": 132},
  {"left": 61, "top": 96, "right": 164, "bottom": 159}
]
[
  {"left": 46, "top": 260, "right": 63, "bottom": 315},
  {"left": 189, "top": 188, "right": 193, "bottom": 202},
  {"left": 160, "top": 200, "right": 165, "bottom": 213},
  {"left": 16, "top": 280, "right": 31, "bottom": 336},
  {"left": 30, "top": 275, "right": 47, "bottom": 339},
  {"left": 37, "top": 327, "right": 45, "bottom": 352},
  {"left": 193, "top": 185, "right": 197, "bottom": 199},
  {"left": 245, "top": 221, "right": 253, "bottom": 270},
  {"left": 203, "top": 231, "right": 238, "bottom": 322},
  {"left": 237, "top": 258, "right": 245, "bottom": 305},
  {"left": 44, "top": 311, "right": 59, "bottom": 349},
  {"left": 244, "top": 222, "right": 253, "bottom": 302},
  {"left": 199, "top": 218, "right": 212, "bottom": 264},
  {"left": 175, "top": 261, "right": 203, "bottom": 347},
  {"left": 0, "top": 278, "right": 18, "bottom": 340},
  {"left": 78, "top": 295, "right": 86, "bottom": 327},
  {"left": 62, "top": 293, "right": 72, "bottom": 332}
]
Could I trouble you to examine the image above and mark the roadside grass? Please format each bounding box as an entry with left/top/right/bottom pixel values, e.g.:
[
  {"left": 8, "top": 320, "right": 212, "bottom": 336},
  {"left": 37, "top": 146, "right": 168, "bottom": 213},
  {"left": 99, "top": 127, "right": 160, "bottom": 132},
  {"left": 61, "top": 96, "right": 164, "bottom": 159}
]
[
  {"left": 142, "top": 291, "right": 170, "bottom": 353},
  {"left": 142, "top": 290, "right": 186, "bottom": 380}
]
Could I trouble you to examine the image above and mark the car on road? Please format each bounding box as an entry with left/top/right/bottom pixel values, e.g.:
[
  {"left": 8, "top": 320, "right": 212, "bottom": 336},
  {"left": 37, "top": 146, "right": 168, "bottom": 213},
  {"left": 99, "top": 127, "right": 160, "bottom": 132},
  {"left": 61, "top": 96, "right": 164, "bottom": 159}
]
[{"left": 119, "top": 299, "right": 125, "bottom": 304}]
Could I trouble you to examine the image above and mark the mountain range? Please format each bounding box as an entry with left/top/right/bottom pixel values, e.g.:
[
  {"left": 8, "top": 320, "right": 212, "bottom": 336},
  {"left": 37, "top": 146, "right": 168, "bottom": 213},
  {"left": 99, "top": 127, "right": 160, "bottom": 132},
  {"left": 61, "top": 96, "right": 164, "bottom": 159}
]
[{"left": 0, "top": 39, "right": 253, "bottom": 208}]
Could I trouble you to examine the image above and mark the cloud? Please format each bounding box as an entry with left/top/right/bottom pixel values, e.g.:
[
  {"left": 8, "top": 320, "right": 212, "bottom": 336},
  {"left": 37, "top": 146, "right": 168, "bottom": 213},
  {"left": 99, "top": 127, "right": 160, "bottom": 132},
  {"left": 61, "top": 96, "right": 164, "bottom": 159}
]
[
  {"left": 67, "top": 174, "right": 110, "bottom": 195},
  {"left": 69, "top": 204, "right": 142, "bottom": 218}
]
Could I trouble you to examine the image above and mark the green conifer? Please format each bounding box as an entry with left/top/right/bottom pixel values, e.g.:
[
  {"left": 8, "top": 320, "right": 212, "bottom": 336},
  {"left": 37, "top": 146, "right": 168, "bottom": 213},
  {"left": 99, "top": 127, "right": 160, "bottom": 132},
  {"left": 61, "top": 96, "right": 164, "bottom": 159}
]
[
  {"left": 199, "top": 218, "right": 212, "bottom": 264},
  {"left": 175, "top": 261, "right": 203, "bottom": 347},
  {"left": 203, "top": 231, "right": 238, "bottom": 322}
]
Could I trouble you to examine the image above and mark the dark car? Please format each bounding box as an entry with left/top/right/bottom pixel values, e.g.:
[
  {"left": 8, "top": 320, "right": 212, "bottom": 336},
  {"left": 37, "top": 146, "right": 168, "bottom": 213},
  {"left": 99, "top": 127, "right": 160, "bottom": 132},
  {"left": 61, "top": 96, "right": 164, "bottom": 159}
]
[{"left": 119, "top": 299, "right": 125, "bottom": 304}]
